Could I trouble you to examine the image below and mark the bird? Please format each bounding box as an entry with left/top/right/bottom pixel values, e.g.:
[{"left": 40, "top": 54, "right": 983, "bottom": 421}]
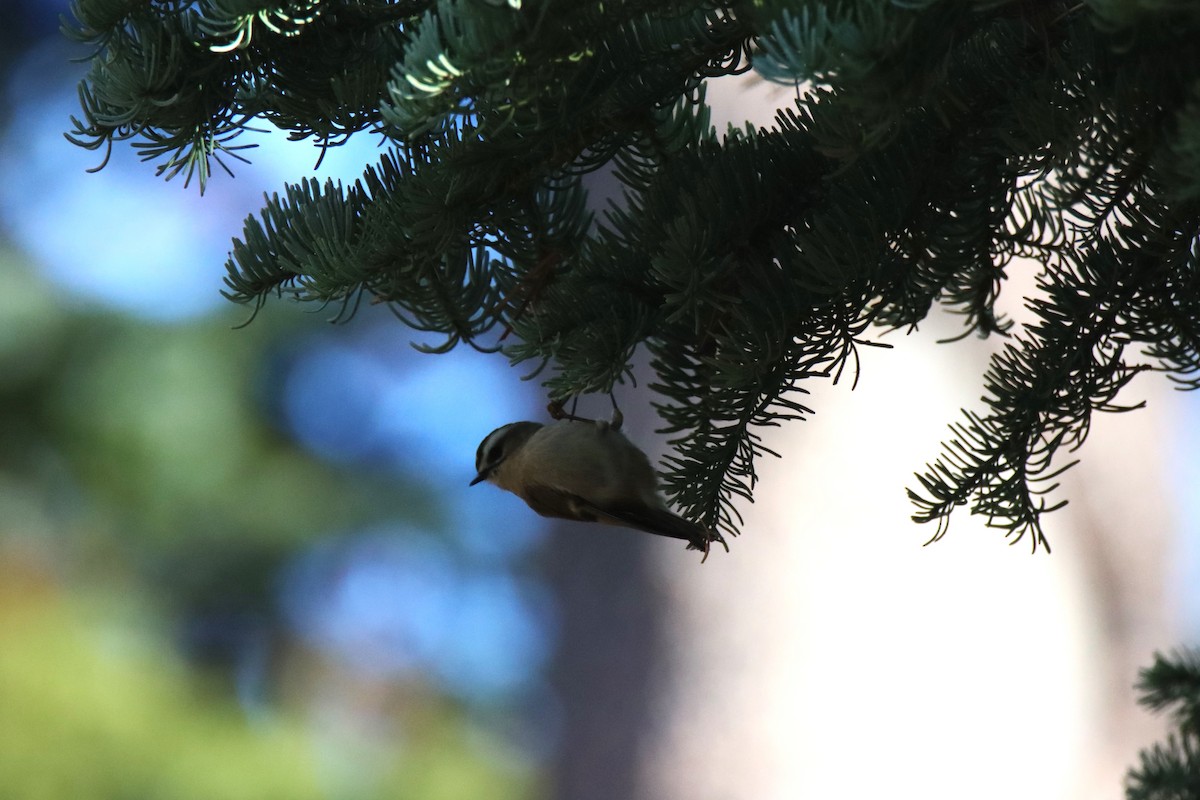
[{"left": 470, "top": 414, "right": 725, "bottom": 560}]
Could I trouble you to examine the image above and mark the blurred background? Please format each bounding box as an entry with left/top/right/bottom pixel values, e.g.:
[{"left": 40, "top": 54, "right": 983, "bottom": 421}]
[{"left": 2, "top": 5, "right": 1198, "bottom": 799}]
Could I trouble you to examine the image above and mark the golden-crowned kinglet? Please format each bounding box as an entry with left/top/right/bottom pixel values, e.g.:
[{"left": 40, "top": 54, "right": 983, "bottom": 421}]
[{"left": 471, "top": 416, "right": 724, "bottom": 560}]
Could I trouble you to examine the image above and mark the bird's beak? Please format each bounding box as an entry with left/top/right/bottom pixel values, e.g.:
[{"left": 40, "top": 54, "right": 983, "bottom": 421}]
[{"left": 469, "top": 473, "right": 487, "bottom": 486}]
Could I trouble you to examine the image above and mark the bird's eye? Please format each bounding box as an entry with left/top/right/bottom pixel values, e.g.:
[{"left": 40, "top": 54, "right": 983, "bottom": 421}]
[{"left": 486, "top": 442, "right": 503, "bottom": 465}]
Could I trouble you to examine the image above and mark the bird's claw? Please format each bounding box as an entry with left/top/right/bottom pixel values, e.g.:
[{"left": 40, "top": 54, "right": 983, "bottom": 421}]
[
  {"left": 547, "top": 395, "right": 624, "bottom": 433},
  {"left": 547, "top": 399, "right": 578, "bottom": 421}
]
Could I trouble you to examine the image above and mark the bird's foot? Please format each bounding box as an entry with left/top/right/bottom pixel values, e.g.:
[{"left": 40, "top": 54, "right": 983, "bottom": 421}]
[
  {"left": 547, "top": 395, "right": 624, "bottom": 433},
  {"left": 547, "top": 398, "right": 587, "bottom": 422}
]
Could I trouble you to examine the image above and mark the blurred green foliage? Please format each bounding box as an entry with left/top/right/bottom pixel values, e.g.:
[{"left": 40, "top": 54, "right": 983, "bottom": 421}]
[
  {"left": 0, "top": 561, "right": 533, "bottom": 800},
  {"left": 0, "top": 249, "right": 420, "bottom": 579},
  {"left": 0, "top": 250, "right": 535, "bottom": 799},
  {"left": 0, "top": 573, "right": 327, "bottom": 800}
]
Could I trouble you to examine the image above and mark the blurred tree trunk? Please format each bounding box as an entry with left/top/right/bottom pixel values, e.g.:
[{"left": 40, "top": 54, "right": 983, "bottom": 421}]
[
  {"left": 630, "top": 323, "right": 1176, "bottom": 800},
  {"left": 536, "top": 146, "right": 682, "bottom": 800},
  {"left": 540, "top": 523, "right": 666, "bottom": 800}
]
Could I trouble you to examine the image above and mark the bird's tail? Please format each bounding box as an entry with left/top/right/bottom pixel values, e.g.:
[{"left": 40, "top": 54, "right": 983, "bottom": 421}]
[{"left": 607, "top": 506, "right": 728, "bottom": 561}]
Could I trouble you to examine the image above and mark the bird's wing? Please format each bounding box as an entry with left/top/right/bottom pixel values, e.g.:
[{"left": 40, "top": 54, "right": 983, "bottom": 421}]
[
  {"left": 523, "top": 484, "right": 705, "bottom": 546},
  {"left": 521, "top": 484, "right": 601, "bottom": 523}
]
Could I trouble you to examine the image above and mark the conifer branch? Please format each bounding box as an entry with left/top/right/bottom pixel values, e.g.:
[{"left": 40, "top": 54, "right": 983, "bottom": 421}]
[{"left": 66, "top": 0, "right": 1200, "bottom": 545}]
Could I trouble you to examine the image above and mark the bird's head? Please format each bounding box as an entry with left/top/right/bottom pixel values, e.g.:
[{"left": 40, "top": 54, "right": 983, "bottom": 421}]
[{"left": 471, "top": 421, "right": 543, "bottom": 487}]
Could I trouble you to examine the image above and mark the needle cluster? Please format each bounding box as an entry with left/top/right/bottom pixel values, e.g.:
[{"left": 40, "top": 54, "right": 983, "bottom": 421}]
[{"left": 1126, "top": 649, "right": 1200, "bottom": 800}]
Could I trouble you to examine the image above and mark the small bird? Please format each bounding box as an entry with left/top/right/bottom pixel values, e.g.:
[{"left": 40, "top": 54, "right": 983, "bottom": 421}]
[{"left": 471, "top": 415, "right": 725, "bottom": 560}]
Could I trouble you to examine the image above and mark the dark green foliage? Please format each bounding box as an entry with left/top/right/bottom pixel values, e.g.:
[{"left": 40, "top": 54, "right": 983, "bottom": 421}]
[
  {"left": 64, "top": 0, "right": 1200, "bottom": 546},
  {"left": 1127, "top": 650, "right": 1200, "bottom": 800}
]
